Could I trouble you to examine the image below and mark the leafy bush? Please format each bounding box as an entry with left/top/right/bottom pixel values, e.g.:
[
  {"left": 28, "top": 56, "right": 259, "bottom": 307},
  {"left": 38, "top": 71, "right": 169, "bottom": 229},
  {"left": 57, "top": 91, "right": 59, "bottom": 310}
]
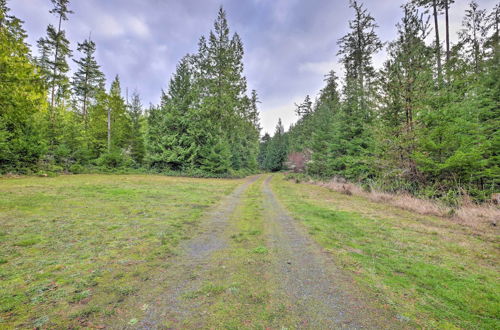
[{"left": 95, "top": 149, "right": 133, "bottom": 169}]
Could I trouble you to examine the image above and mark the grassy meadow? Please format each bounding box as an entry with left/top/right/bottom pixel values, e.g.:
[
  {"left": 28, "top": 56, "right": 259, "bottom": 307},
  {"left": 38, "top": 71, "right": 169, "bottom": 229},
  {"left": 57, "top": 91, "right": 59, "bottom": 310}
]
[
  {"left": 271, "top": 174, "right": 499, "bottom": 329},
  {"left": 0, "top": 174, "right": 240, "bottom": 328}
]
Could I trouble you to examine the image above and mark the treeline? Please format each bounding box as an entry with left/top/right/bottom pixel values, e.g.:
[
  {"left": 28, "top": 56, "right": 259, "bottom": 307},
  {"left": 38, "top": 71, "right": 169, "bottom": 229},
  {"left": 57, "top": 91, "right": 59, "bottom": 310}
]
[
  {"left": 0, "top": 1, "right": 260, "bottom": 176},
  {"left": 260, "top": 0, "right": 499, "bottom": 202}
]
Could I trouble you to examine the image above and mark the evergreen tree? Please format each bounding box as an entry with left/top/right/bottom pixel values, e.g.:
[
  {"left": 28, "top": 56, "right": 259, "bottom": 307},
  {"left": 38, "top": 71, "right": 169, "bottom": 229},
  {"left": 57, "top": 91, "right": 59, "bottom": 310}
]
[
  {"left": 258, "top": 132, "right": 271, "bottom": 169},
  {"left": 413, "top": 0, "right": 443, "bottom": 83},
  {"left": 128, "top": 91, "right": 145, "bottom": 165},
  {"left": 0, "top": 0, "right": 47, "bottom": 173},
  {"left": 338, "top": 0, "right": 382, "bottom": 113},
  {"left": 86, "top": 88, "right": 108, "bottom": 158},
  {"left": 307, "top": 71, "right": 341, "bottom": 177},
  {"left": 147, "top": 55, "right": 197, "bottom": 170},
  {"left": 37, "top": 0, "right": 73, "bottom": 109},
  {"left": 295, "top": 95, "right": 313, "bottom": 117},
  {"left": 459, "top": 1, "right": 489, "bottom": 73},
  {"left": 334, "top": 0, "right": 382, "bottom": 179},
  {"left": 72, "top": 37, "right": 105, "bottom": 124},
  {"left": 107, "top": 75, "right": 130, "bottom": 151},
  {"left": 264, "top": 119, "right": 287, "bottom": 172},
  {"left": 375, "top": 3, "right": 434, "bottom": 188},
  {"left": 200, "top": 7, "right": 254, "bottom": 171}
]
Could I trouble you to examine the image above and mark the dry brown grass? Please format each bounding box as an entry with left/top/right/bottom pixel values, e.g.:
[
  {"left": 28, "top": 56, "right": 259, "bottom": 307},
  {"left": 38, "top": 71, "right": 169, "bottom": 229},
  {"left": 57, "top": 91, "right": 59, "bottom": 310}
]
[{"left": 313, "top": 178, "right": 499, "bottom": 230}]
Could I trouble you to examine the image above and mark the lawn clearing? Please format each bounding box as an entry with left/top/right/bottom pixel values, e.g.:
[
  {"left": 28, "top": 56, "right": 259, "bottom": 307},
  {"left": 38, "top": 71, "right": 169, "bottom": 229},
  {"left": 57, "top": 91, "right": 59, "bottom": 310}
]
[
  {"left": 271, "top": 174, "right": 500, "bottom": 329},
  {"left": 0, "top": 174, "right": 240, "bottom": 328}
]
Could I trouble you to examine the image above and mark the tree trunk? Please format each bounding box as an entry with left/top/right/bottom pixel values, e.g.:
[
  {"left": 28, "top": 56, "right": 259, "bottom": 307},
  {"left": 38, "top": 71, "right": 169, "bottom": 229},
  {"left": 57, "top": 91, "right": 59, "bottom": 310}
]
[
  {"left": 50, "top": 14, "right": 63, "bottom": 111},
  {"left": 444, "top": 0, "right": 450, "bottom": 63},
  {"left": 83, "top": 70, "right": 89, "bottom": 126},
  {"left": 432, "top": 0, "right": 442, "bottom": 84},
  {"left": 107, "top": 107, "right": 111, "bottom": 151}
]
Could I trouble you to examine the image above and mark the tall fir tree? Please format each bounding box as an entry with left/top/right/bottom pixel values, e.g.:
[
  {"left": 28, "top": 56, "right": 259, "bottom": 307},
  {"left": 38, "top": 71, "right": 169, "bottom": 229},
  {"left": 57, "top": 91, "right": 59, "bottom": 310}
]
[
  {"left": 413, "top": 0, "right": 443, "bottom": 83},
  {"left": 147, "top": 55, "right": 197, "bottom": 170},
  {"left": 37, "top": 0, "right": 72, "bottom": 109},
  {"left": 128, "top": 91, "right": 145, "bottom": 166},
  {"left": 107, "top": 75, "right": 130, "bottom": 151},
  {"left": 459, "top": 1, "right": 489, "bottom": 73},
  {"left": 375, "top": 3, "right": 433, "bottom": 188},
  {"left": 72, "top": 37, "right": 105, "bottom": 125},
  {"left": 335, "top": 0, "right": 382, "bottom": 179},
  {"left": 264, "top": 119, "right": 287, "bottom": 172}
]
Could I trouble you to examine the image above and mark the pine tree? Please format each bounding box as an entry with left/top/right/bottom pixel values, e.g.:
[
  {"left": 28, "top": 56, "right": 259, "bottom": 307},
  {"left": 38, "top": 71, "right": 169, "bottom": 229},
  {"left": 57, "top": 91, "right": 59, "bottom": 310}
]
[
  {"left": 72, "top": 37, "right": 105, "bottom": 125},
  {"left": 249, "top": 89, "right": 261, "bottom": 131},
  {"left": 147, "top": 55, "right": 197, "bottom": 170},
  {"left": 338, "top": 0, "right": 382, "bottom": 114},
  {"left": 459, "top": 1, "right": 489, "bottom": 73},
  {"left": 295, "top": 95, "right": 313, "bottom": 117},
  {"left": 334, "top": 0, "right": 382, "bottom": 179},
  {"left": 258, "top": 132, "right": 271, "bottom": 169},
  {"left": 264, "top": 119, "right": 287, "bottom": 172},
  {"left": 187, "top": 6, "right": 258, "bottom": 173},
  {"left": 376, "top": 3, "right": 434, "bottom": 187},
  {"left": 107, "top": 75, "right": 130, "bottom": 151},
  {"left": 413, "top": 0, "right": 443, "bottom": 83},
  {"left": 128, "top": 91, "right": 145, "bottom": 165},
  {"left": 307, "top": 71, "right": 341, "bottom": 177},
  {"left": 37, "top": 0, "right": 73, "bottom": 109}
]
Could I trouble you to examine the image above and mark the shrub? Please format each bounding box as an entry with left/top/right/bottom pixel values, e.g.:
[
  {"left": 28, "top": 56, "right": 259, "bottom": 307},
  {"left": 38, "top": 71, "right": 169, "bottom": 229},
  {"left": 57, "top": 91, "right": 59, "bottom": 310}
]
[{"left": 95, "top": 149, "right": 133, "bottom": 169}]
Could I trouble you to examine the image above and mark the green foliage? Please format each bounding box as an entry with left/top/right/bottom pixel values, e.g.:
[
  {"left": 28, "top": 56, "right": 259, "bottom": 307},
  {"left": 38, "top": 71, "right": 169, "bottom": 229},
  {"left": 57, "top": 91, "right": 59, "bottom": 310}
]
[
  {"left": 72, "top": 37, "right": 105, "bottom": 122},
  {"left": 146, "top": 8, "right": 260, "bottom": 175},
  {"left": 127, "top": 91, "right": 145, "bottom": 166},
  {"left": 259, "top": 119, "right": 287, "bottom": 172},
  {"left": 279, "top": 1, "right": 499, "bottom": 201},
  {"left": 0, "top": 2, "right": 47, "bottom": 173},
  {"left": 95, "top": 148, "right": 132, "bottom": 169}
]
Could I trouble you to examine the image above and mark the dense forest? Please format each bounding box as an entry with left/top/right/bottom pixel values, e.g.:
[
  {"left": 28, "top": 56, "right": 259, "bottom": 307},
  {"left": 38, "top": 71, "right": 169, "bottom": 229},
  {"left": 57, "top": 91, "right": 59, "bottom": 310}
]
[
  {"left": 1, "top": 0, "right": 498, "bottom": 200},
  {"left": 260, "top": 0, "right": 499, "bottom": 202},
  {"left": 0, "top": 0, "right": 260, "bottom": 177}
]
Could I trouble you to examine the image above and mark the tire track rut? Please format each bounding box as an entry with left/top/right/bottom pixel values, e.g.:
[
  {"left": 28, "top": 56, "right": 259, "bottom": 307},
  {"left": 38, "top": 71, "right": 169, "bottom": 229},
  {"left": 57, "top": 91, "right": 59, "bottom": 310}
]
[
  {"left": 112, "top": 175, "right": 260, "bottom": 329},
  {"left": 263, "top": 175, "right": 400, "bottom": 329}
]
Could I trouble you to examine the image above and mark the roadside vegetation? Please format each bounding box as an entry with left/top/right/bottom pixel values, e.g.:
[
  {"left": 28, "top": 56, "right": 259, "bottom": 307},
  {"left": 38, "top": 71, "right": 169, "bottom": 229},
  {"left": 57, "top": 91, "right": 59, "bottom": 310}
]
[
  {"left": 271, "top": 174, "right": 499, "bottom": 329},
  {"left": 0, "top": 174, "right": 239, "bottom": 328},
  {"left": 259, "top": 1, "right": 499, "bottom": 205},
  {"left": 285, "top": 172, "right": 499, "bottom": 229}
]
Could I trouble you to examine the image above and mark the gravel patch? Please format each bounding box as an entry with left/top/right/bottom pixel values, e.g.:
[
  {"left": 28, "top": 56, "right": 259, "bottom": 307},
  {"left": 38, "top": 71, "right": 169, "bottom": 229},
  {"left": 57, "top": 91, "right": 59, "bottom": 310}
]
[{"left": 113, "top": 175, "right": 259, "bottom": 329}]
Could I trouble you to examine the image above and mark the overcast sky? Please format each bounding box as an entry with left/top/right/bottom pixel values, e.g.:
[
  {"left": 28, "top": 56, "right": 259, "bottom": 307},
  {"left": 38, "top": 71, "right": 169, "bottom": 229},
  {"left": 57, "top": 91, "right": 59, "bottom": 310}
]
[{"left": 10, "top": 0, "right": 498, "bottom": 134}]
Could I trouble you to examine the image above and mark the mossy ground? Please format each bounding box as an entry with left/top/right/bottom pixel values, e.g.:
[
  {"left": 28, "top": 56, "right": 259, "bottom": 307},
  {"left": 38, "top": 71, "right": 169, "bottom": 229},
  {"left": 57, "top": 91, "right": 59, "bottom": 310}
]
[{"left": 0, "top": 174, "right": 240, "bottom": 328}]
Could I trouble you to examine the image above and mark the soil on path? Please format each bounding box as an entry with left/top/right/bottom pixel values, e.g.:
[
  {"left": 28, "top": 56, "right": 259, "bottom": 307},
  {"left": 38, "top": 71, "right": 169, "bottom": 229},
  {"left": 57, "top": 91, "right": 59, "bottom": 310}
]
[{"left": 262, "top": 175, "right": 401, "bottom": 329}]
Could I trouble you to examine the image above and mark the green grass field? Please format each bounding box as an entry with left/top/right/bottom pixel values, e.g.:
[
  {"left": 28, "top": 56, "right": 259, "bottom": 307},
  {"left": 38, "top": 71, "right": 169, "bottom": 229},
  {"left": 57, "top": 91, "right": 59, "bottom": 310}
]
[
  {"left": 1, "top": 173, "right": 498, "bottom": 329},
  {"left": 271, "top": 174, "right": 499, "bottom": 329},
  {"left": 0, "top": 174, "right": 240, "bottom": 328}
]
